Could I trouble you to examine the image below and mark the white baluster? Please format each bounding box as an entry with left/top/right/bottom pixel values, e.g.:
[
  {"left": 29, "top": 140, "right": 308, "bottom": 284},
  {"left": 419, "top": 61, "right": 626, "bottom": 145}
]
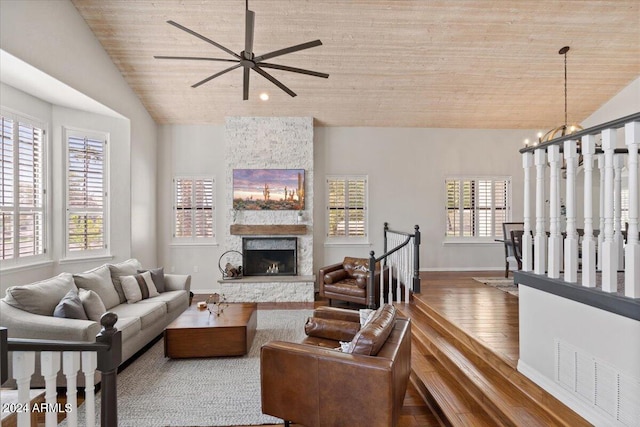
[
  {"left": 598, "top": 154, "right": 606, "bottom": 271},
  {"left": 582, "top": 135, "right": 597, "bottom": 287},
  {"left": 564, "top": 140, "right": 579, "bottom": 282},
  {"left": 82, "top": 352, "right": 98, "bottom": 427},
  {"left": 41, "top": 352, "right": 61, "bottom": 427},
  {"left": 548, "top": 144, "right": 562, "bottom": 279},
  {"left": 625, "top": 121, "right": 640, "bottom": 298},
  {"left": 602, "top": 129, "right": 618, "bottom": 292},
  {"left": 13, "top": 351, "right": 35, "bottom": 427},
  {"left": 534, "top": 148, "right": 547, "bottom": 274},
  {"left": 522, "top": 151, "right": 534, "bottom": 271},
  {"left": 63, "top": 352, "right": 80, "bottom": 427},
  {"left": 614, "top": 153, "right": 625, "bottom": 270}
]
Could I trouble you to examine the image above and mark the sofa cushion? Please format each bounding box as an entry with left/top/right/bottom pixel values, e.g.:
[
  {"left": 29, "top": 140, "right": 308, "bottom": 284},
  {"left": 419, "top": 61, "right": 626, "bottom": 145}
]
[
  {"left": 138, "top": 290, "right": 187, "bottom": 314},
  {"left": 4, "top": 273, "right": 77, "bottom": 316},
  {"left": 121, "top": 271, "right": 159, "bottom": 304},
  {"left": 109, "top": 301, "right": 166, "bottom": 330},
  {"left": 113, "top": 316, "right": 141, "bottom": 343},
  {"left": 78, "top": 289, "right": 107, "bottom": 322},
  {"left": 109, "top": 259, "right": 142, "bottom": 304},
  {"left": 304, "top": 317, "right": 360, "bottom": 342},
  {"left": 53, "top": 290, "right": 88, "bottom": 320},
  {"left": 349, "top": 304, "right": 396, "bottom": 356},
  {"left": 137, "top": 267, "right": 166, "bottom": 292},
  {"left": 73, "top": 265, "right": 120, "bottom": 310}
]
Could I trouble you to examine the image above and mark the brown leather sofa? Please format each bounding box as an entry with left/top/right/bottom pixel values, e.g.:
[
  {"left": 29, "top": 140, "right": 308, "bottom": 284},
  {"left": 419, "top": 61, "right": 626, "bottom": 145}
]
[
  {"left": 318, "top": 257, "right": 388, "bottom": 306},
  {"left": 260, "top": 305, "right": 411, "bottom": 427}
]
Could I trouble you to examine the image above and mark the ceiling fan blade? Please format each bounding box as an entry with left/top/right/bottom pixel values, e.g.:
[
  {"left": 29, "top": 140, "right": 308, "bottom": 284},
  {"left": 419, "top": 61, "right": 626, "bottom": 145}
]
[
  {"left": 166, "top": 20, "right": 240, "bottom": 59},
  {"left": 244, "top": 10, "right": 255, "bottom": 59},
  {"left": 191, "top": 63, "right": 242, "bottom": 88},
  {"left": 154, "top": 55, "right": 239, "bottom": 63},
  {"left": 243, "top": 67, "right": 250, "bottom": 100},
  {"left": 258, "top": 62, "right": 329, "bottom": 78},
  {"left": 253, "top": 66, "right": 296, "bottom": 97},
  {"left": 254, "top": 40, "right": 323, "bottom": 62}
]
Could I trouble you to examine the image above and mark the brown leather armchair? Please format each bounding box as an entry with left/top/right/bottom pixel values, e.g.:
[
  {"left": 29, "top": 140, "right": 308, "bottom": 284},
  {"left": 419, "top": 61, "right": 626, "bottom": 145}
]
[
  {"left": 261, "top": 305, "right": 411, "bottom": 427},
  {"left": 318, "top": 257, "right": 387, "bottom": 306}
]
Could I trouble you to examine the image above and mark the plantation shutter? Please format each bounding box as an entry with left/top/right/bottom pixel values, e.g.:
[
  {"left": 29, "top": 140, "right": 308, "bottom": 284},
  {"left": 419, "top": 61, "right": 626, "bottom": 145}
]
[
  {"left": 67, "top": 131, "right": 107, "bottom": 253},
  {"left": 1, "top": 113, "right": 46, "bottom": 261},
  {"left": 327, "top": 176, "right": 367, "bottom": 238},
  {"left": 174, "top": 177, "right": 214, "bottom": 240}
]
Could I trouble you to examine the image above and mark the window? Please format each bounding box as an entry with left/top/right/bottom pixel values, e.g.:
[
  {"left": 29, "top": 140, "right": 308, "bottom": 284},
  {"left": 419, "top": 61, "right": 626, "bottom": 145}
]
[
  {"left": 326, "top": 175, "right": 367, "bottom": 240},
  {"left": 173, "top": 177, "right": 215, "bottom": 242},
  {"left": 445, "top": 177, "right": 511, "bottom": 239},
  {"left": 1, "top": 112, "right": 47, "bottom": 265},
  {"left": 65, "top": 128, "right": 108, "bottom": 257}
]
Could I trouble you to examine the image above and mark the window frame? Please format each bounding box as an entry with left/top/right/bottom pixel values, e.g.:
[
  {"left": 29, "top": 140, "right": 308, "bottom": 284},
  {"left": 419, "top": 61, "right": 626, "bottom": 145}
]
[
  {"left": 444, "top": 176, "right": 512, "bottom": 243},
  {"left": 172, "top": 176, "right": 216, "bottom": 245},
  {"left": 0, "top": 109, "right": 49, "bottom": 268},
  {"left": 325, "top": 175, "right": 369, "bottom": 244},
  {"left": 63, "top": 126, "right": 110, "bottom": 259}
]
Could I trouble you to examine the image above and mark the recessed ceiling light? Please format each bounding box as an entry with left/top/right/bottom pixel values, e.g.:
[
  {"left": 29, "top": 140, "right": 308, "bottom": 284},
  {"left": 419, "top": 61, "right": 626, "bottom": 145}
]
[{"left": 259, "top": 93, "right": 269, "bottom": 101}]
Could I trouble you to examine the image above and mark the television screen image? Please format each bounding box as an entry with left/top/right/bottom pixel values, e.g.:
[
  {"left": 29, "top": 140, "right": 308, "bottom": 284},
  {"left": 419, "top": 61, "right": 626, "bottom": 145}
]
[{"left": 233, "top": 169, "right": 305, "bottom": 210}]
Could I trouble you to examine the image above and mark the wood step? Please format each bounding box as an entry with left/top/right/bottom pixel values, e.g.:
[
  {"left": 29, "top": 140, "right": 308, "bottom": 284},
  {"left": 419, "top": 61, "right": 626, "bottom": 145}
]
[{"left": 397, "top": 303, "right": 591, "bottom": 427}]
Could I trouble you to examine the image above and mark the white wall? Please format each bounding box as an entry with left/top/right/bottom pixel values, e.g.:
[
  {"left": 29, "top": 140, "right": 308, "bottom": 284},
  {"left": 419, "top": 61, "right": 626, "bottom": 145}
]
[
  {"left": 0, "top": 0, "right": 158, "bottom": 285},
  {"left": 581, "top": 76, "right": 640, "bottom": 128}
]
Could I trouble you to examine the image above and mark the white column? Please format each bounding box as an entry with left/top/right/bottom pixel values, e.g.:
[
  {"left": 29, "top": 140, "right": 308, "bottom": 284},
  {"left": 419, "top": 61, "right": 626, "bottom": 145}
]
[
  {"left": 625, "top": 121, "right": 640, "bottom": 298},
  {"left": 41, "top": 352, "right": 61, "bottom": 427},
  {"left": 82, "top": 352, "right": 98, "bottom": 427},
  {"left": 13, "top": 351, "right": 35, "bottom": 427},
  {"left": 534, "top": 148, "right": 547, "bottom": 275},
  {"left": 614, "top": 153, "right": 625, "bottom": 270},
  {"left": 522, "top": 151, "right": 534, "bottom": 271},
  {"left": 63, "top": 352, "right": 80, "bottom": 427},
  {"left": 582, "top": 135, "right": 597, "bottom": 287},
  {"left": 548, "top": 144, "right": 562, "bottom": 279},
  {"left": 564, "top": 140, "right": 579, "bottom": 282},
  {"left": 598, "top": 154, "right": 605, "bottom": 271},
  {"left": 602, "top": 129, "right": 618, "bottom": 292}
]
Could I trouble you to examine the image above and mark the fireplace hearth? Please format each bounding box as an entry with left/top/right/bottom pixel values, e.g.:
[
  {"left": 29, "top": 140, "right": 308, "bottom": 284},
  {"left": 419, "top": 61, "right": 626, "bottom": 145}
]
[{"left": 242, "top": 237, "right": 297, "bottom": 276}]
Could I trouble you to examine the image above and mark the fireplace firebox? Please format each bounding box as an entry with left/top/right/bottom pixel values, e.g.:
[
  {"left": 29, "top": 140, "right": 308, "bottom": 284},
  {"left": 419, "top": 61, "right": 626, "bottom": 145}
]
[{"left": 242, "top": 237, "right": 297, "bottom": 276}]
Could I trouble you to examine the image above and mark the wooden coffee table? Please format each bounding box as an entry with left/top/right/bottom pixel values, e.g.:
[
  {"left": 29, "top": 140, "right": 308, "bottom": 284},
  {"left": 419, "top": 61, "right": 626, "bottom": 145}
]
[{"left": 164, "top": 302, "right": 257, "bottom": 358}]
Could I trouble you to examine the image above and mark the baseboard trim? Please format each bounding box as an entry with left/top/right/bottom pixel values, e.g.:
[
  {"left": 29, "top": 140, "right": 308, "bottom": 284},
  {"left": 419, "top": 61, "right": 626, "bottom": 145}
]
[{"left": 517, "top": 359, "right": 620, "bottom": 427}]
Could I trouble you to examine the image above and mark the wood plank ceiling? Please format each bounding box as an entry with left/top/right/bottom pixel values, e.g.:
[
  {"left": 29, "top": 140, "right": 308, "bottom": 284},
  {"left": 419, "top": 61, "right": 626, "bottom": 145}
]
[{"left": 71, "top": 0, "right": 639, "bottom": 128}]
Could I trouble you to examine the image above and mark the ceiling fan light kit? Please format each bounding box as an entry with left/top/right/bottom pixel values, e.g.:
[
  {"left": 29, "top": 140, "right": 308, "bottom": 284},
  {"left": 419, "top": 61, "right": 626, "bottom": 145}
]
[{"left": 154, "top": 0, "right": 328, "bottom": 100}]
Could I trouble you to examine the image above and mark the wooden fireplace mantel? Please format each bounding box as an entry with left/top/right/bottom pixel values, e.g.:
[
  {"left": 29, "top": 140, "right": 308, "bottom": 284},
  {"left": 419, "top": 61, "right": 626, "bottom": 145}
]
[{"left": 230, "top": 224, "right": 308, "bottom": 235}]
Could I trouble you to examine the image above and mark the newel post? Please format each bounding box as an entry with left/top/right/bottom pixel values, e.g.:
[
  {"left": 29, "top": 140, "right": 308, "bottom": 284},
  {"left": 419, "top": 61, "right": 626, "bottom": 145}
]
[
  {"left": 97, "top": 312, "right": 121, "bottom": 427},
  {"left": 413, "top": 225, "right": 421, "bottom": 294},
  {"left": 368, "top": 251, "right": 377, "bottom": 309},
  {"left": 0, "top": 327, "right": 7, "bottom": 385}
]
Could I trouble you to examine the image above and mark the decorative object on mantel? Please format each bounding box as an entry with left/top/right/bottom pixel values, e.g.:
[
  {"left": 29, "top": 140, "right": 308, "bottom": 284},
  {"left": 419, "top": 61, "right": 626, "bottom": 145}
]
[
  {"left": 233, "top": 169, "right": 305, "bottom": 210},
  {"left": 230, "top": 224, "right": 308, "bottom": 235},
  {"left": 219, "top": 250, "right": 243, "bottom": 280},
  {"left": 154, "top": 0, "right": 328, "bottom": 100},
  {"left": 297, "top": 210, "right": 304, "bottom": 223},
  {"left": 206, "top": 293, "right": 229, "bottom": 316}
]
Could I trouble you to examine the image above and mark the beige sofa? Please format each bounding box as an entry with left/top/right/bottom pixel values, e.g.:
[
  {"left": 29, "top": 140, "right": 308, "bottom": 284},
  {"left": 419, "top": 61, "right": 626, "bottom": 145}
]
[{"left": 0, "top": 259, "right": 191, "bottom": 386}]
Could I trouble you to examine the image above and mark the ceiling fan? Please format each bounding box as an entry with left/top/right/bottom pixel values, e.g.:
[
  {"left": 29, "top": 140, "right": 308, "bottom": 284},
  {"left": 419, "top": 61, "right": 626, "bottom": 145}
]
[{"left": 154, "top": 0, "right": 329, "bottom": 100}]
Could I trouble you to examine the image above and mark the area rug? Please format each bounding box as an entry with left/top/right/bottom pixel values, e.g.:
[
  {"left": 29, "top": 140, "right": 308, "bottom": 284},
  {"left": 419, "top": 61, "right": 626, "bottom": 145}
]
[
  {"left": 472, "top": 277, "right": 519, "bottom": 297},
  {"left": 62, "top": 309, "right": 312, "bottom": 427}
]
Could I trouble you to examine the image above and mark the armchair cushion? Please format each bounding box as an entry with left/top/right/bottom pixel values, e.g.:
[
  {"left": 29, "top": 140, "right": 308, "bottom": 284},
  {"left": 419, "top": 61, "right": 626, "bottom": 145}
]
[
  {"left": 323, "top": 269, "right": 349, "bottom": 284},
  {"left": 349, "top": 304, "right": 396, "bottom": 356},
  {"left": 304, "top": 317, "right": 360, "bottom": 342}
]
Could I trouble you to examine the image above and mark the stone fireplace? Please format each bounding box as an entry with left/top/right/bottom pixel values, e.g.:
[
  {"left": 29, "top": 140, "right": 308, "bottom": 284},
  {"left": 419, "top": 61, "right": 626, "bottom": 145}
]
[{"left": 242, "top": 237, "right": 297, "bottom": 276}]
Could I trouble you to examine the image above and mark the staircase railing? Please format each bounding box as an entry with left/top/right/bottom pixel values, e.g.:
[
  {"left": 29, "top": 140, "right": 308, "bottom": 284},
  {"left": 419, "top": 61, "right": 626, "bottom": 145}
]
[
  {"left": 0, "top": 313, "right": 122, "bottom": 427},
  {"left": 367, "top": 223, "right": 421, "bottom": 308}
]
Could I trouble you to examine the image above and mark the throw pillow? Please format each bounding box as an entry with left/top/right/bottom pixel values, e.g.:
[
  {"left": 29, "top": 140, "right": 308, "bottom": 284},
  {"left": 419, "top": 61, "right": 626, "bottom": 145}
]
[
  {"left": 73, "top": 264, "right": 121, "bottom": 310},
  {"left": 359, "top": 309, "right": 376, "bottom": 326},
  {"left": 4, "top": 273, "right": 77, "bottom": 316},
  {"left": 137, "top": 267, "right": 165, "bottom": 292},
  {"left": 108, "top": 259, "right": 142, "bottom": 304},
  {"left": 53, "top": 290, "right": 88, "bottom": 320},
  {"left": 121, "top": 271, "right": 159, "bottom": 304},
  {"left": 78, "top": 289, "right": 107, "bottom": 322}
]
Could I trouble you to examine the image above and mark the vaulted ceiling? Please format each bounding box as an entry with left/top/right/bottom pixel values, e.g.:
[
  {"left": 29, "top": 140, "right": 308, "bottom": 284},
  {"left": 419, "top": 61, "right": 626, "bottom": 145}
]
[{"left": 71, "top": 0, "right": 639, "bottom": 128}]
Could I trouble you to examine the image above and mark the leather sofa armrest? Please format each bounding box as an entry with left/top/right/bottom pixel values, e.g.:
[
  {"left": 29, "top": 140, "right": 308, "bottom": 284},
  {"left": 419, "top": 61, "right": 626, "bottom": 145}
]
[
  {"left": 313, "top": 306, "right": 362, "bottom": 323},
  {"left": 261, "top": 341, "right": 395, "bottom": 427},
  {"left": 318, "top": 262, "right": 345, "bottom": 294},
  {"left": 323, "top": 269, "right": 348, "bottom": 284}
]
